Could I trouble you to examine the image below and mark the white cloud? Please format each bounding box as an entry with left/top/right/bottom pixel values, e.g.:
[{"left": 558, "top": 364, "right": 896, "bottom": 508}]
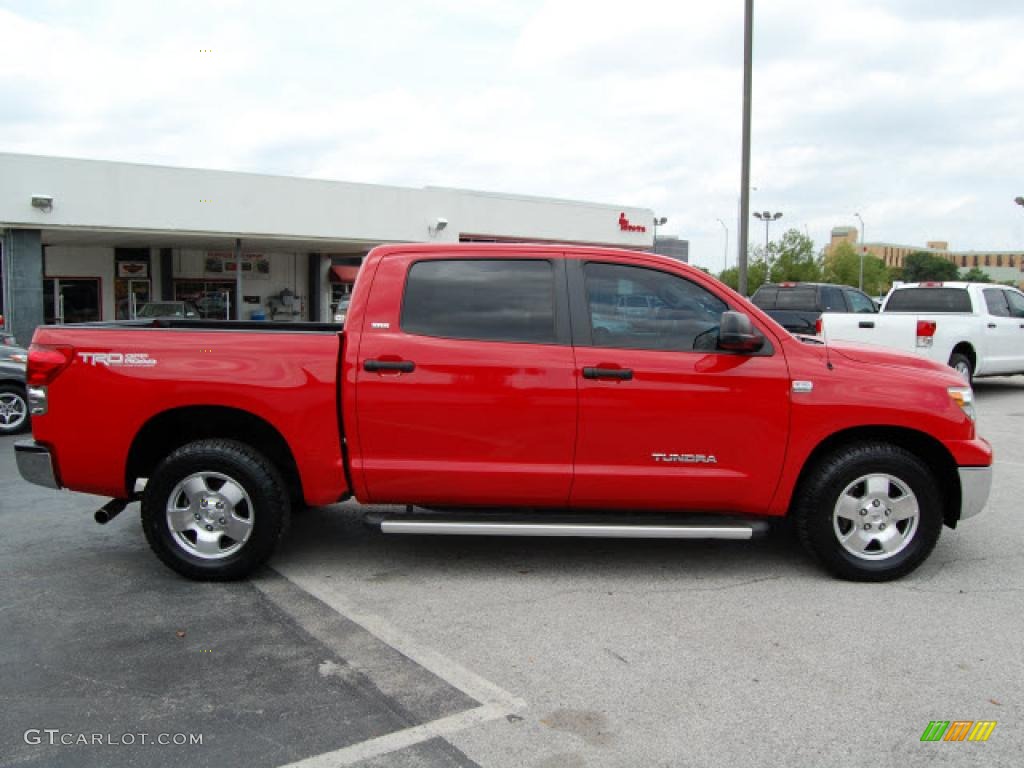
[{"left": 1, "top": 0, "right": 1022, "bottom": 268}]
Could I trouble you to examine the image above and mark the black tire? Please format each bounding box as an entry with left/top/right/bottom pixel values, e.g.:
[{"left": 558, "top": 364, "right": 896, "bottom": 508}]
[
  {"left": 948, "top": 352, "right": 973, "bottom": 384},
  {"left": 0, "top": 384, "right": 30, "bottom": 435},
  {"left": 141, "top": 439, "right": 290, "bottom": 581},
  {"left": 794, "top": 442, "right": 943, "bottom": 582}
]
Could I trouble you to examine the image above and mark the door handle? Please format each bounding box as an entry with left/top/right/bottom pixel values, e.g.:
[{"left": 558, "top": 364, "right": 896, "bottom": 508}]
[
  {"left": 858, "top": 321, "right": 875, "bottom": 328},
  {"left": 988, "top": 323, "right": 997, "bottom": 329},
  {"left": 583, "top": 367, "right": 633, "bottom": 381},
  {"left": 364, "top": 359, "right": 415, "bottom": 373}
]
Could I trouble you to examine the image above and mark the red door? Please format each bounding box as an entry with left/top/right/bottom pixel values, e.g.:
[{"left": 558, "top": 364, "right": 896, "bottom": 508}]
[
  {"left": 353, "top": 253, "right": 578, "bottom": 507},
  {"left": 569, "top": 260, "right": 791, "bottom": 514}
]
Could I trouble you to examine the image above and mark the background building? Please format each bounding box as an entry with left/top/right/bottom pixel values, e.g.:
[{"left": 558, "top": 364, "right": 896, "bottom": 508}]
[
  {"left": 654, "top": 235, "right": 690, "bottom": 263},
  {"left": 0, "top": 154, "right": 658, "bottom": 345},
  {"left": 827, "top": 226, "right": 1023, "bottom": 286}
]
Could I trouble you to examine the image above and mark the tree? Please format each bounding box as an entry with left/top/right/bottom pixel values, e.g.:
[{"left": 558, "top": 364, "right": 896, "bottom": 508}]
[
  {"left": 902, "top": 251, "right": 959, "bottom": 282},
  {"left": 961, "top": 267, "right": 991, "bottom": 283},
  {"left": 767, "top": 229, "right": 822, "bottom": 283},
  {"left": 822, "top": 242, "right": 890, "bottom": 295},
  {"left": 719, "top": 256, "right": 768, "bottom": 295}
]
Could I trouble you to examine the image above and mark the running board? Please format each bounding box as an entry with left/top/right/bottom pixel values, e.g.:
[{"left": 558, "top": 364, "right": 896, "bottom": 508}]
[{"left": 378, "top": 519, "right": 763, "bottom": 540}]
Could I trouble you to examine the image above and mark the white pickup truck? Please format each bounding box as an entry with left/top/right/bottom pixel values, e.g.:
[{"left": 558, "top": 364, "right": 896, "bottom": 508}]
[{"left": 819, "top": 281, "right": 1024, "bottom": 383}]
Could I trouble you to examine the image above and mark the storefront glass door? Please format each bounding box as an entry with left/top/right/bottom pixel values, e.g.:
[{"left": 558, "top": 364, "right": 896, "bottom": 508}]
[
  {"left": 174, "top": 281, "right": 235, "bottom": 320},
  {"left": 43, "top": 278, "right": 101, "bottom": 324},
  {"left": 115, "top": 279, "right": 151, "bottom": 319}
]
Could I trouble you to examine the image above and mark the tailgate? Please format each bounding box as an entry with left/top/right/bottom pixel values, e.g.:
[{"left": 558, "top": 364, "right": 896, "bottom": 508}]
[{"left": 819, "top": 312, "right": 918, "bottom": 349}]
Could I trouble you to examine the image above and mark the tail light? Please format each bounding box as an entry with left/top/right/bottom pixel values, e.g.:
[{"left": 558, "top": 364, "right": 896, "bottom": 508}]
[
  {"left": 916, "top": 320, "right": 937, "bottom": 348},
  {"left": 27, "top": 344, "right": 73, "bottom": 386},
  {"left": 814, "top": 317, "right": 823, "bottom": 335}
]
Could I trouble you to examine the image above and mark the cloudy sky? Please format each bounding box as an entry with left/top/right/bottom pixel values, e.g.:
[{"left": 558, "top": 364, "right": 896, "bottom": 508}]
[{"left": 1, "top": 0, "right": 1022, "bottom": 270}]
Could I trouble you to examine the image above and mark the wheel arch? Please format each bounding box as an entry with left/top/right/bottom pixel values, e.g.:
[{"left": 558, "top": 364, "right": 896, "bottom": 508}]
[
  {"left": 791, "top": 426, "right": 961, "bottom": 529},
  {"left": 949, "top": 342, "right": 976, "bottom": 372},
  {"left": 126, "top": 406, "right": 303, "bottom": 504}
]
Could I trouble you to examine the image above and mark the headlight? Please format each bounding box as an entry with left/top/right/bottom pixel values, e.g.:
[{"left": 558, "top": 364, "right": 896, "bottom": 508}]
[
  {"left": 948, "top": 386, "right": 976, "bottom": 422},
  {"left": 8, "top": 353, "right": 27, "bottom": 364}
]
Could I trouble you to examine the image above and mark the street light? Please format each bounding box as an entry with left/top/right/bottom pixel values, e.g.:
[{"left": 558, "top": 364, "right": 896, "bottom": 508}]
[
  {"left": 716, "top": 218, "right": 729, "bottom": 273},
  {"left": 652, "top": 216, "right": 668, "bottom": 253},
  {"left": 1015, "top": 196, "right": 1024, "bottom": 208},
  {"left": 854, "top": 212, "right": 866, "bottom": 291},
  {"left": 752, "top": 211, "right": 783, "bottom": 249}
]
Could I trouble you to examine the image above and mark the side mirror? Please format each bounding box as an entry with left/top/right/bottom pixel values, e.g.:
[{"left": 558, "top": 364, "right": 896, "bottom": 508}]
[{"left": 719, "top": 311, "right": 765, "bottom": 353}]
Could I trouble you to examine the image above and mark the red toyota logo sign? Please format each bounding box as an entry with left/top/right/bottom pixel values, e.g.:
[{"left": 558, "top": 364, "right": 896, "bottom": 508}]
[{"left": 618, "top": 212, "right": 647, "bottom": 233}]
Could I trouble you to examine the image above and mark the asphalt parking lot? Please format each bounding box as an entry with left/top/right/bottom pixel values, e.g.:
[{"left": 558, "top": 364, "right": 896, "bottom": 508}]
[{"left": 1, "top": 379, "right": 1022, "bottom": 768}]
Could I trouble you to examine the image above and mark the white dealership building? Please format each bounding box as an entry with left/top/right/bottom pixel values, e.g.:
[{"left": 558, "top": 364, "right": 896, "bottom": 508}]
[{"left": 0, "top": 153, "right": 659, "bottom": 345}]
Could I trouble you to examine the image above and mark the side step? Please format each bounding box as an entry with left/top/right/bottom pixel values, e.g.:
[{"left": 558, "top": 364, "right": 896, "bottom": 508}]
[{"left": 375, "top": 514, "right": 767, "bottom": 540}]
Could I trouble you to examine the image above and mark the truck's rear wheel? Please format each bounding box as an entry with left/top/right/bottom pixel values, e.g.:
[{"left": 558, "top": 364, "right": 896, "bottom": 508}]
[
  {"left": 0, "top": 385, "right": 29, "bottom": 435},
  {"left": 948, "top": 352, "right": 973, "bottom": 384},
  {"left": 141, "top": 439, "right": 290, "bottom": 581},
  {"left": 794, "top": 442, "right": 943, "bottom": 581}
]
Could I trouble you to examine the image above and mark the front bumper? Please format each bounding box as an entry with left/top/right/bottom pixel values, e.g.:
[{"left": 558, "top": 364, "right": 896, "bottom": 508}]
[
  {"left": 14, "top": 440, "right": 60, "bottom": 490},
  {"left": 958, "top": 466, "right": 992, "bottom": 521}
]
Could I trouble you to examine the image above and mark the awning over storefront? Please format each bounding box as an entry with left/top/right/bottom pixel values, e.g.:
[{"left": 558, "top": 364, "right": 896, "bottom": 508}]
[{"left": 329, "top": 265, "right": 360, "bottom": 283}]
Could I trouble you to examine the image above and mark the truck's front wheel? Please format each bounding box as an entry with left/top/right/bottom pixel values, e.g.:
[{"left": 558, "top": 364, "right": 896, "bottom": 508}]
[
  {"left": 794, "top": 442, "right": 943, "bottom": 581},
  {"left": 141, "top": 439, "right": 290, "bottom": 581}
]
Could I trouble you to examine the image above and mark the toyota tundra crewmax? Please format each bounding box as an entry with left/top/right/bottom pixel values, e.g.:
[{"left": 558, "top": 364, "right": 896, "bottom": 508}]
[{"left": 15, "top": 244, "right": 993, "bottom": 582}]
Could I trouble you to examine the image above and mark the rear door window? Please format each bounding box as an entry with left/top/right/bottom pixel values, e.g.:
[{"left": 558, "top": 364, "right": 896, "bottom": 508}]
[
  {"left": 1004, "top": 290, "right": 1024, "bottom": 319},
  {"left": 820, "top": 286, "right": 846, "bottom": 311},
  {"left": 844, "top": 289, "right": 877, "bottom": 314},
  {"left": 884, "top": 288, "right": 972, "bottom": 312},
  {"left": 984, "top": 289, "right": 1010, "bottom": 317},
  {"left": 402, "top": 259, "right": 557, "bottom": 343}
]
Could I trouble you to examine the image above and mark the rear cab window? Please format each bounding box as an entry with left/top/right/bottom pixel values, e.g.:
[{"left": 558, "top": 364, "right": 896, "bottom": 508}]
[
  {"left": 401, "top": 259, "right": 558, "bottom": 344},
  {"left": 774, "top": 286, "right": 818, "bottom": 311},
  {"left": 884, "top": 288, "right": 972, "bottom": 313}
]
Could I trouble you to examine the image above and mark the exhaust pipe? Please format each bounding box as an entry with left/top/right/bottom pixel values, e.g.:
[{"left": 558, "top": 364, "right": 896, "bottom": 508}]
[{"left": 95, "top": 498, "right": 129, "bottom": 525}]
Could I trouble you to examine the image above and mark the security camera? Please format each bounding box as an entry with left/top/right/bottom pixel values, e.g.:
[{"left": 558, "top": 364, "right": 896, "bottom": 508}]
[
  {"left": 31, "top": 195, "right": 53, "bottom": 212},
  {"left": 434, "top": 217, "right": 448, "bottom": 231}
]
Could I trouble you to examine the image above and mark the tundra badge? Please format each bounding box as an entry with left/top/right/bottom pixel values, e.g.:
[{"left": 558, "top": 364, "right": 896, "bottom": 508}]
[{"left": 652, "top": 453, "right": 718, "bottom": 464}]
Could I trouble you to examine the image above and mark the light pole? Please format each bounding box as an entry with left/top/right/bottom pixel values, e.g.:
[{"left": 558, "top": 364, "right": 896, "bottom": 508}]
[
  {"left": 738, "top": 0, "right": 754, "bottom": 295},
  {"left": 716, "top": 218, "right": 729, "bottom": 274},
  {"left": 753, "top": 211, "right": 782, "bottom": 250},
  {"left": 854, "top": 212, "right": 866, "bottom": 290},
  {"left": 652, "top": 216, "right": 667, "bottom": 252}
]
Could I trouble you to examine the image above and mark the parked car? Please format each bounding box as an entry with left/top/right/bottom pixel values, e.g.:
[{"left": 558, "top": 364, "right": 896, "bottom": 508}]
[
  {"left": 1, "top": 341, "right": 28, "bottom": 364},
  {"left": 16, "top": 244, "right": 991, "bottom": 583},
  {"left": 333, "top": 297, "right": 351, "bottom": 324},
  {"left": 751, "top": 282, "right": 878, "bottom": 335},
  {"left": 0, "top": 354, "right": 29, "bottom": 435},
  {"left": 135, "top": 301, "right": 200, "bottom": 319},
  {"left": 819, "top": 281, "right": 1024, "bottom": 383}
]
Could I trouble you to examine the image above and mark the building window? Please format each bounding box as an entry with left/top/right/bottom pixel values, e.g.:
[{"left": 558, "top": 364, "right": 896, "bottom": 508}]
[
  {"left": 974, "top": 255, "right": 980, "bottom": 267},
  {"left": 985, "top": 255, "right": 991, "bottom": 267}
]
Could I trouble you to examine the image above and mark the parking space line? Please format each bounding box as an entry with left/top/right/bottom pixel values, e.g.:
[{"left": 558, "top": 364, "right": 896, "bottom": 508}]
[
  {"left": 276, "top": 703, "right": 508, "bottom": 767},
  {"left": 264, "top": 567, "right": 526, "bottom": 713},
  {"left": 259, "top": 566, "right": 526, "bottom": 766}
]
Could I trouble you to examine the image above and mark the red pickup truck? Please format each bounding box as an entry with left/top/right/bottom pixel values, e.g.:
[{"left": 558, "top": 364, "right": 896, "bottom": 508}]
[{"left": 16, "top": 243, "right": 992, "bottom": 582}]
